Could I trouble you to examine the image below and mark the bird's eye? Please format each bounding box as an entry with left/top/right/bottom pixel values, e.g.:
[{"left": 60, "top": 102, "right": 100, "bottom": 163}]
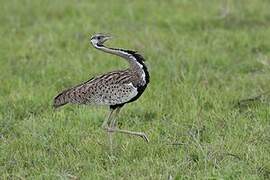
[{"left": 97, "top": 36, "right": 101, "bottom": 40}]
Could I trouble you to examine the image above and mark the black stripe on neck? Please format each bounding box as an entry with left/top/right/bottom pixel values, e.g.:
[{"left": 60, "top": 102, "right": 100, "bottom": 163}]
[
  {"left": 128, "top": 50, "right": 150, "bottom": 84},
  {"left": 97, "top": 45, "right": 150, "bottom": 83},
  {"left": 122, "top": 49, "right": 150, "bottom": 84}
]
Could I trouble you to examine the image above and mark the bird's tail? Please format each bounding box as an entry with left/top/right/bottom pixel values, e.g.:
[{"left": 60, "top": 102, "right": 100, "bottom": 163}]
[{"left": 53, "top": 89, "right": 70, "bottom": 108}]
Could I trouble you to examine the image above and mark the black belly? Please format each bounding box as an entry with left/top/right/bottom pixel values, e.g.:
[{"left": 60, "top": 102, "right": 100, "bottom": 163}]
[{"left": 109, "top": 84, "right": 148, "bottom": 110}]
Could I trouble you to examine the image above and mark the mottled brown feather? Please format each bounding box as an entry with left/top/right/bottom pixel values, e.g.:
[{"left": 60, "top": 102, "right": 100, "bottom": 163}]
[{"left": 53, "top": 69, "right": 140, "bottom": 108}]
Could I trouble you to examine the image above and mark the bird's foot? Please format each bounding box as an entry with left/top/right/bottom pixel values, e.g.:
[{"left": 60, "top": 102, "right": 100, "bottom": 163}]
[
  {"left": 105, "top": 127, "right": 149, "bottom": 143},
  {"left": 136, "top": 132, "right": 149, "bottom": 143}
]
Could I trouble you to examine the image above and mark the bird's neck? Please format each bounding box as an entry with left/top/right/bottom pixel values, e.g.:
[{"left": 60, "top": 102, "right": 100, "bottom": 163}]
[
  {"left": 94, "top": 44, "right": 144, "bottom": 70},
  {"left": 93, "top": 43, "right": 149, "bottom": 84}
]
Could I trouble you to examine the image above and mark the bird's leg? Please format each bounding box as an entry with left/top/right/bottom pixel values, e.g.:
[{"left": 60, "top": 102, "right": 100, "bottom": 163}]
[
  {"left": 102, "top": 109, "right": 115, "bottom": 151},
  {"left": 102, "top": 109, "right": 114, "bottom": 129},
  {"left": 107, "top": 108, "right": 149, "bottom": 143},
  {"left": 107, "top": 128, "right": 149, "bottom": 142},
  {"left": 109, "top": 107, "right": 121, "bottom": 129}
]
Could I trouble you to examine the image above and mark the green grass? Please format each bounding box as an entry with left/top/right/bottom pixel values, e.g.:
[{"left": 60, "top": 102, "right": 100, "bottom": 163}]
[{"left": 1, "top": 0, "right": 270, "bottom": 179}]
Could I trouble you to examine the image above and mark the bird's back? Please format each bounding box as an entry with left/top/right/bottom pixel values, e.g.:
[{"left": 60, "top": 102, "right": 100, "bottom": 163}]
[{"left": 53, "top": 69, "right": 141, "bottom": 108}]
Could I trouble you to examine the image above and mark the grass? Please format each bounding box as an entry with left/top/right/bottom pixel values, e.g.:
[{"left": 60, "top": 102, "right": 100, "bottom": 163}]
[{"left": 1, "top": 0, "right": 270, "bottom": 179}]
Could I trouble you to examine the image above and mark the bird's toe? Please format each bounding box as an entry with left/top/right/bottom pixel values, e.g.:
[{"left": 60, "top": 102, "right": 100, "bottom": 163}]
[{"left": 139, "top": 133, "right": 149, "bottom": 143}]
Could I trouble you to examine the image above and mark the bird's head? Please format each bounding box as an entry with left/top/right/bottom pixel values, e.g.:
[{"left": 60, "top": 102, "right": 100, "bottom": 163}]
[{"left": 90, "top": 33, "right": 112, "bottom": 47}]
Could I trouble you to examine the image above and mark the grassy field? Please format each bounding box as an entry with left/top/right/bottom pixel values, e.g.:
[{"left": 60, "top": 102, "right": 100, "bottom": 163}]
[{"left": 1, "top": 0, "right": 270, "bottom": 179}]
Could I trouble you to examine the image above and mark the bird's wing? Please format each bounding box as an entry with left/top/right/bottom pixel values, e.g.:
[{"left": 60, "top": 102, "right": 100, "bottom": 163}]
[
  {"left": 92, "top": 82, "right": 138, "bottom": 105},
  {"left": 54, "top": 70, "right": 138, "bottom": 106},
  {"left": 81, "top": 71, "right": 138, "bottom": 105}
]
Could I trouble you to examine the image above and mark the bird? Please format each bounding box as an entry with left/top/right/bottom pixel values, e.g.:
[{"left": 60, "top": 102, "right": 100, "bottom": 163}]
[{"left": 53, "top": 33, "right": 150, "bottom": 146}]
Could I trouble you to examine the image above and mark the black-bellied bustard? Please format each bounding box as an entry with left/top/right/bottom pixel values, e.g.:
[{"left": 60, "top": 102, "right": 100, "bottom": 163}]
[{"left": 53, "top": 33, "right": 150, "bottom": 147}]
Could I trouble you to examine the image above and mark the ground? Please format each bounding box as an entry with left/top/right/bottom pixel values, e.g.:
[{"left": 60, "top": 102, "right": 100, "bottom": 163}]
[{"left": 0, "top": 0, "right": 270, "bottom": 179}]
